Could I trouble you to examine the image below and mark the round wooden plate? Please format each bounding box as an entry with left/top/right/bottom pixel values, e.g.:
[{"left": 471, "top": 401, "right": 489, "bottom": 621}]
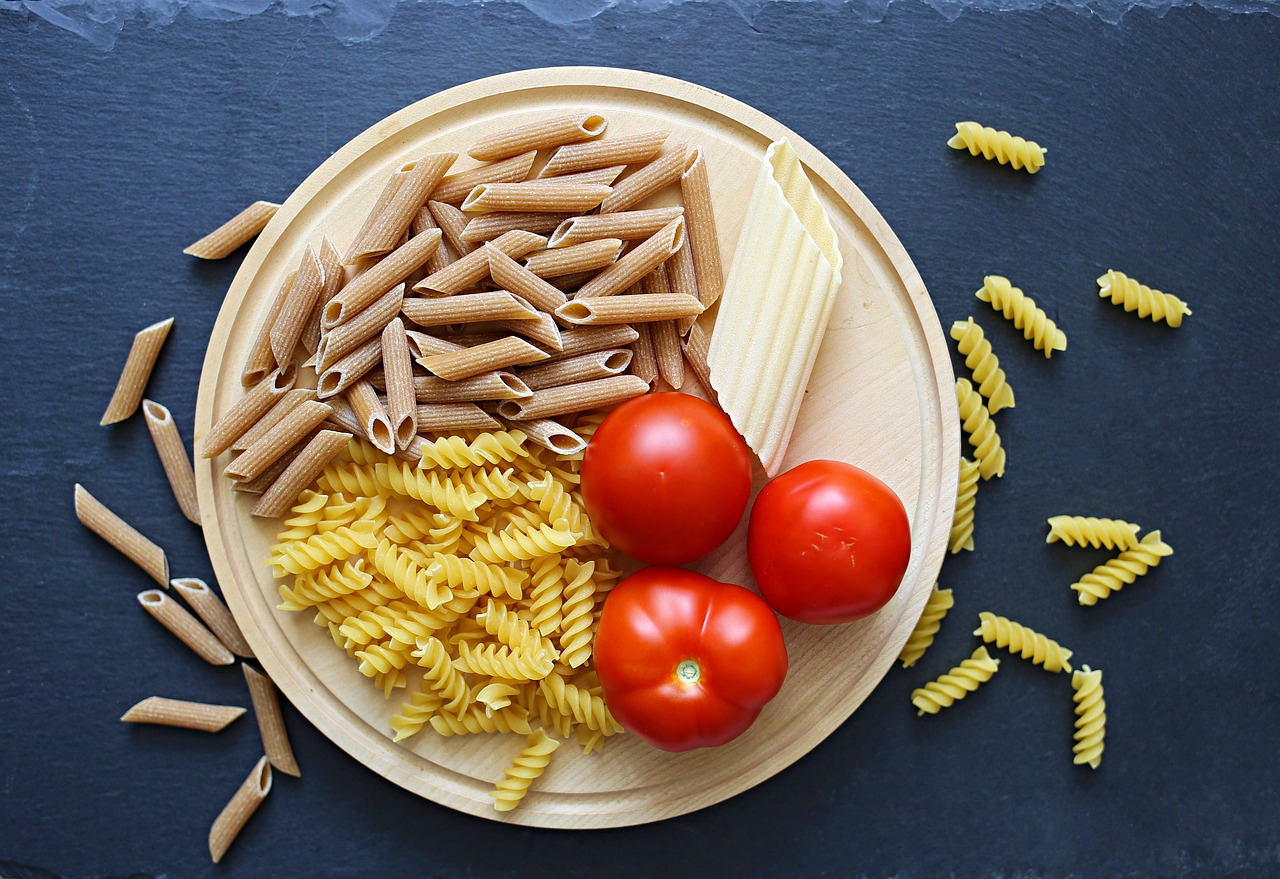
[{"left": 196, "top": 67, "right": 959, "bottom": 829}]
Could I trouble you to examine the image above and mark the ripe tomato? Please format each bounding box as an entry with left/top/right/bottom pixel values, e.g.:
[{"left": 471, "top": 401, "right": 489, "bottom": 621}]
[
  {"left": 748, "top": 460, "right": 911, "bottom": 624},
  {"left": 580, "top": 393, "right": 752, "bottom": 565},
  {"left": 594, "top": 567, "right": 788, "bottom": 752}
]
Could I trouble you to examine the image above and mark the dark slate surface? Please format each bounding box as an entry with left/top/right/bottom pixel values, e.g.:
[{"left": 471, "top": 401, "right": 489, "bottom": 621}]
[{"left": 1, "top": 3, "right": 1278, "bottom": 877}]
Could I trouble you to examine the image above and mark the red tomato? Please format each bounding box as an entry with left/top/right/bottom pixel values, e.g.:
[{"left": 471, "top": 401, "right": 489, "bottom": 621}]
[
  {"left": 748, "top": 460, "right": 911, "bottom": 624},
  {"left": 594, "top": 567, "right": 788, "bottom": 752},
  {"left": 580, "top": 393, "right": 752, "bottom": 565}
]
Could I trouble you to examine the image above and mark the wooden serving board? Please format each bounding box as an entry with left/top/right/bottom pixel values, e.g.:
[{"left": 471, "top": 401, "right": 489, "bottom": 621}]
[{"left": 195, "top": 67, "right": 959, "bottom": 829}]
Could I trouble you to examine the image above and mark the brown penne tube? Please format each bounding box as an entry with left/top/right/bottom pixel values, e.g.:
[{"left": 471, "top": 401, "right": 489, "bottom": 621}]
[
  {"left": 524, "top": 238, "right": 622, "bottom": 279},
  {"left": 468, "top": 113, "right": 606, "bottom": 162},
  {"left": 302, "top": 237, "right": 345, "bottom": 355},
  {"left": 428, "top": 200, "right": 474, "bottom": 259},
  {"left": 419, "top": 336, "right": 548, "bottom": 381},
  {"left": 414, "top": 371, "right": 531, "bottom": 402},
  {"left": 600, "top": 143, "right": 689, "bottom": 214},
  {"left": 142, "top": 400, "right": 201, "bottom": 525},
  {"left": 243, "top": 665, "right": 301, "bottom": 778},
  {"left": 652, "top": 319, "right": 685, "bottom": 389},
  {"left": 668, "top": 232, "right": 700, "bottom": 334},
  {"left": 229, "top": 427, "right": 322, "bottom": 495},
  {"left": 547, "top": 206, "right": 685, "bottom": 249},
  {"left": 203, "top": 366, "right": 297, "bottom": 458},
  {"left": 323, "top": 229, "right": 441, "bottom": 329},
  {"left": 138, "top": 589, "right": 234, "bottom": 665},
  {"left": 252, "top": 429, "right": 353, "bottom": 518},
  {"left": 232, "top": 388, "right": 317, "bottom": 451},
  {"left": 552, "top": 165, "right": 627, "bottom": 187},
  {"left": 575, "top": 218, "right": 686, "bottom": 299},
  {"left": 519, "top": 349, "right": 633, "bottom": 391},
  {"left": 630, "top": 321, "right": 658, "bottom": 385},
  {"left": 269, "top": 245, "right": 324, "bottom": 368},
  {"left": 351, "top": 153, "right": 457, "bottom": 260},
  {"left": 462, "top": 211, "right": 571, "bottom": 243},
  {"left": 557, "top": 293, "right": 704, "bottom": 326},
  {"left": 185, "top": 201, "right": 278, "bottom": 260},
  {"left": 381, "top": 317, "right": 417, "bottom": 450},
  {"left": 405, "top": 329, "right": 461, "bottom": 360},
  {"left": 101, "top": 317, "right": 174, "bottom": 425},
  {"left": 682, "top": 321, "right": 716, "bottom": 399},
  {"left": 121, "top": 696, "right": 246, "bottom": 732},
  {"left": 639, "top": 262, "right": 671, "bottom": 295},
  {"left": 485, "top": 245, "right": 568, "bottom": 313},
  {"left": 242, "top": 271, "right": 294, "bottom": 386},
  {"left": 461, "top": 181, "right": 612, "bottom": 214},
  {"left": 540, "top": 130, "right": 670, "bottom": 178},
  {"left": 508, "top": 417, "right": 588, "bottom": 456},
  {"left": 540, "top": 324, "right": 640, "bottom": 362},
  {"left": 681, "top": 146, "right": 725, "bottom": 307},
  {"left": 415, "top": 402, "right": 502, "bottom": 432},
  {"left": 410, "top": 204, "right": 452, "bottom": 273},
  {"left": 317, "top": 283, "right": 404, "bottom": 373},
  {"left": 209, "top": 756, "right": 272, "bottom": 864},
  {"left": 171, "top": 577, "right": 254, "bottom": 658},
  {"left": 497, "top": 375, "right": 650, "bottom": 421},
  {"left": 415, "top": 230, "right": 546, "bottom": 295},
  {"left": 493, "top": 309, "right": 563, "bottom": 351},
  {"left": 318, "top": 336, "right": 382, "bottom": 399},
  {"left": 224, "top": 400, "right": 334, "bottom": 482},
  {"left": 344, "top": 169, "right": 406, "bottom": 262},
  {"left": 75, "top": 484, "right": 169, "bottom": 586},
  {"left": 346, "top": 379, "right": 394, "bottom": 454},
  {"left": 431, "top": 150, "right": 537, "bottom": 204},
  {"left": 402, "top": 290, "right": 540, "bottom": 328}
]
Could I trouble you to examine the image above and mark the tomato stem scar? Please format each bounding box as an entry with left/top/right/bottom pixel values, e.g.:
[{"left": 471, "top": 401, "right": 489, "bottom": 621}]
[{"left": 676, "top": 659, "right": 701, "bottom": 684}]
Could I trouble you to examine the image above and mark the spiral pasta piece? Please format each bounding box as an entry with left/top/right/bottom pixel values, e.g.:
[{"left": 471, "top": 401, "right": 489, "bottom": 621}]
[
  {"left": 974, "top": 611, "right": 1073, "bottom": 673},
  {"left": 427, "top": 552, "right": 527, "bottom": 601},
  {"left": 478, "top": 599, "right": 557, "bottom": 658},
  {"left": 268, "top": 521, "right": 379, "bottom": 577},
  {"left": 354, "top": 640, "right": 412, "bottom": 678},
  {"left": 370, "top": 538, "right": 451, "bottom": 610},
  {"left": 455, "top": 641, "right": 555, "bottom": 681},
  {"left": 950, "top": 318, "right": 1015, "bottom": 413},
  {"left": 558, "top": 559, "right": 596, "bottom": 669},
  {"left": 311, "top": 588, "right": 392, "bottom": 628},
  {"left": 523, "top": 473, "right": 606, "bottom": 547},
  {"left": 373, "top": 461, "right": 482, "bottom": 520},
  {"left": 1071, "top": 665, "right": 1106, "bottom": 769},
  {"left": 315, "top": 461, "right": 384, "bottom": 498},
  {"left": 1097, "top": 269, "right": 1191, "bottom": 328},
  {"left": 898, "top": 585, "right": 954, "bottom": 669},
  {"left": 489, "top": 728, "right": 559, "bottom": 812},
  {"left": 337, "top": 438, "right": 383, "bottom": 466},
  {"left": 956, "top": 379, "right": 1005, "bottom": 480},
  {"left": 453, "top": 466, "right": 522, "bottom": 502},
  {"left": 412, "top": 636, "right": 471, "bottom": 716},
  {"left": 468, "top": 519, "right": 580, "bottom": 564},
  {"left": 475, "top": 681, "right": 521, "bottom": 713},
  {"left": 389, "top": 687, "right": 444, "bottom": 742},
  {"left": 278, "top": 559, "right": 373, "bottom": 610},
  {"left": 274, "top": 490, "right": 329, "bottom": 541},
  {"left": 340, "top": 600, "right": 452, "bottom": 648},
  {"left": 374, "top": 669, "right": 407, "bottom": 698},
  {"left": 950, "top": 457, "right": 980, "bottom": 553},
  {"left": 976, "top": 275, "right": 1067, "bottom": 357},
  {"left": 947, "top": 121, "right": 1046, "bottom": 174},
  {"left": 431, "top": 704, "right": 533, "bottom": 737},
  {"left": 1046, "top": 515, "right": 1140, "bottom": 551},
  {"left": 1072, "top": 530, "right": 1173, "bottom": 606},
  {"left": 528, "top": 554, "right": 566, "bottom": 636},
  {"left": 415, "top": 430, "right": 530, "bottom": 470},
  {"left": 538, "top": 671, "right": 623, "bottom": 734},
  {"left": 318, "top": 493, "right": 386, "bottom": 532},
  {"left": 911, "top": 646, "right": 1000, "bottom": 715},
  {"left": 383, "top": 508, "right": 454, "bottom": 544}
]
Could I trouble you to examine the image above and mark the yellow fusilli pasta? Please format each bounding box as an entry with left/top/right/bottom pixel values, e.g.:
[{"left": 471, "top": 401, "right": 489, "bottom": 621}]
[
  {"left": 950, "top": 457, "right": 979, "bottom": 554},
  {"left": 268, "top": 520, "right": 379, "bottom": 577},
  {"left": 477, "top": 599, "right": 557, "bottom": 657},
  {"left": 898, "top": 585, "right": 954, "bottom": 669},
  {"left": 468, "top": 519, "right": 580, "bottom": 564},
  {"left": 974, "top": 611, "right": 1073, "bottom": 673},
  {"left": 911, "top": 646, "right": 1000, "bottom": 715},
  {"left": 1071, "top": 530, "right": 1173, "bottom": 605},
  {"left": 1046, "top": 515, "right": 1141, "bottom": 551},
  {"left": 274, "top": 491, "right": 329, "bottom": 541},
  {"left": 277, "top": 559, "right": 373, "bottom": 610},
  {"left": 538, "top": 671, "right": 623, "bottom": 734},
  {"left": 427, "top": 552, "right": 527, "bottom": 600},
  {"left": 557, "top": 559, "right": 596, "bottom": 668},
  {"left": 527, "top": 553, "right": 566, "bottom": 636},
  {"left": 489, "top": 728, "right": 559, "bottom": 812},
  {"left": 976, "top": 275, "right": 1067, "bottom": 357},
  {"left": 947, "top": 121, "right": 1046, "bottom": 174},
  {"left": 1097, "top": 269, "right": 1191, "bottom": 328},
  {"left": 950, "top": 317, "right": 1015, "bottom": 413},
  {"left": 956, "top": 378, "right": 1005, "bottom": 480},
  {"left": 431, "top": 704, "right": 534, "bottom": 737},
  {"left": 374, "top": 461, "right": 482, "bottom": 520},
  {"left": 1071, "top": 665, "right": 1105, "bottom": 769},
  {"left": 370, "top": 538, "right": 451, "bottom": 610},
  {"left": 412, "top": 636, "right": 471, "bottom": 716},
  {"left": 315, "top": 461, "right": 384, "bottom": 498},
  {"left": 389, "top": 687, "right": 444, "bottom": 742},
  {"left": 415, "top": 430, "right": 530, "bottom": 470},
  {"left": 455, "top": 641, "right": 555, "bottom": 681}
]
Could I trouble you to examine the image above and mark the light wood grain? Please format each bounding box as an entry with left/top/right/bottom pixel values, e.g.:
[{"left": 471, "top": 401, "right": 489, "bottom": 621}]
[{"left": 195, "top": 68, "right": 957, "bottom": 829}]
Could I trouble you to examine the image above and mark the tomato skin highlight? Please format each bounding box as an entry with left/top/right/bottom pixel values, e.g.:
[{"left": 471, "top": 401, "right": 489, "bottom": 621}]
[
  {"left": 594, "top": 567, "right": 788, "bottom": 752},
  {"left": 748, "top": 460, "right": 911, "bottom": 624},
  {"left": 580, "top": 393, "right": 752, "bottom": 565}
]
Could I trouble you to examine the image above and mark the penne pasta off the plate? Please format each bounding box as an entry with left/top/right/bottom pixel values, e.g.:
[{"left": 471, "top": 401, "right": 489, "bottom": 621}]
[
  {"left": 243, "top": 664, "right": 301, "bottom": 777},
  {"left": 75, "top": 484, "right": 169, "bottom": 586},
  {"left": 184, "top": 200, "right": 278, "bottom": 260},
  {"left": 170, "top": 577, "right": 254, "bottom": 658},
  {"left": 101, "top": 317, "right": 174, "bottom": 425},
  {"left": 121, "top": 696, "right": 246, "bottom": 732},
  {"left": 208, "top": 757, "right": 273, "bottom": 863},
  {"left": 142, "top": 400, "right": 201, "bottom": 526},
  {"left": 137, "top": 589, "right": 235, "bottom": 666}
]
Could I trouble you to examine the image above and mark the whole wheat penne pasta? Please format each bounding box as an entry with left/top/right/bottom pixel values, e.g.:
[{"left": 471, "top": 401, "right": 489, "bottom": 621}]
[
  {"left": 346, "top": 379, "right": 394, "bottom": 454},
  {"left": 557, "top": 293, "right": 703, "bottom": 325},
  {"left": 185, "top": 201, "right": 278, "bottom": 260},
  {"left": 354, "top": 153, "right": 457, "bottom": 259},
  {"left": 493, "top": 309, "right": 563, "bottom": 351},
  {"left": 252, "top": 429, "right": 353, "bottom": 518},
  {"left": 142, "top": 400, "right": 201, "bottom": 525},
  {"left": 121, "top": 696, "right": 246, "bottom": 732},
  {"left": 652, "top": 320, "right": 685, "bottom": 388},
  {"left": 461, "top": 181, "right": 612, "bottom": 214},
  {"left": 428, "top": 200, "right": 474, "bottom": 259},
  {"left": 682, "top": 321, "right": 715, "bottom": 397},
  {"left": 519, "top": 349, "right": 633, "bottom": 391},
  {"left": 405, "top": 330, "right": 461, "bottom": 359},
  {"left": 601, "top": 143, "right": 689, "bottom": 214},
  {"left": 101, "top": 317, "right": 174, "bottom": 425},
  {"left": 681, "top": 146, "right": 724, "bottom": 307},
  {"left": 203, "top": 366, "right": 297, "bottom": 457},
  {"left": 548, "top": 206, "right": 685, "bottom": 248},
  {"left": 318, "top": 336, "right": 382, "bottom": 399},
  {"left": 575, "top": 218, "right": 686, "bottom": 299},
  {"left": 232, "top": 388, "right": 317, "bottom": 451},
  {"left": 209, "top": 756, "right": 272, "bottom": 864},
  {"left": 75, "top": 484, "right": 169, "bottom": 586},
  {"left": 380, "top": 317, "right": 416, "bottom": 450},
  {"left": 524, "top": 238, "right": 622, "bottom": 279},
  {"left": 438, "top": 332, "right": 507, "bottom": 348},
  {"left": 344, "top": 169, "right": 407, "bottom": 262},
  {"left": 498, "top": 375, "right": 650, "bottom": 420},
  {"left": 269, "top": 246, "right": 324, "bottom": 368},
  {"left": 415, "top": 230, "right": 546, "bottom": 295},
  {"left": 243, "top": 665, "right": 301, "bottom": 777},
  {"left": 302, "top": 237, "right": 345, "bottom": 355},
  {"left": 540, "top": 130, "right": 670, "bottom": 178},
  {"left": 548, "top": 270, "right": 598, "bottom": 292},
  {"left": 431, "top": 150, "right": 538, "bottom": 204},
  {"left": 171, "top": 577, "right": 254, "bottom": 658},
  {"left": 318, "top": 283, "right": 405, "bottom": 372},
  {"left": 552, "top": 165, "right": 627, "bottom": 187},
  {"left": 243, "top": 272, "right": 294, "bottom": 386},
  {"left": 640, "top": 262, "right": 671, "bottom": 295},
  {"left": 320, "top": 395, "right": 363, "bottom": 439},
  {"left": 485, "top": 245, "right": 568, "bottom": 313},
  {"left": 419, "top": 336, "right": 548, "bottom": 381},
  {"left": 509, "top": 417, "right": 587, "bottom": 455},
  {"left": 668, "top": 232, "right": 700, "bottom": 334},
  {"left": 468, "top": 113, "right": 607, "bottom": 162},
  {"left": 542, "top": 324, "right": 640, "bottom": 362},
  {"left": 462, "top": 211, "right": 571, "bottom": 243},
  {"left": 414, "top": 371, "right": 531, "bottom": 402},
  {"left": 402, "top": 290, "right": 540, "bottom": 327},
  {"left": 225, "top": 400, "right": 333, "bottom": 481},
  {"left": 416, "top": 402, "right": 502, "bottom": 432},
  {"left": 138, "top": 590, "right": 234, "bottom": 665},
  {"left": 630, "top": 321, "right": 658, "bottom": 385},
  {"left": 323, "top": 229, "right": 441, "bottom": 328},
  {"left": 230, "top": 427, "right": 323, "bottom": 494},
  {"left": 410, "top": 204, "right": 453, "bottom": 275}
]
